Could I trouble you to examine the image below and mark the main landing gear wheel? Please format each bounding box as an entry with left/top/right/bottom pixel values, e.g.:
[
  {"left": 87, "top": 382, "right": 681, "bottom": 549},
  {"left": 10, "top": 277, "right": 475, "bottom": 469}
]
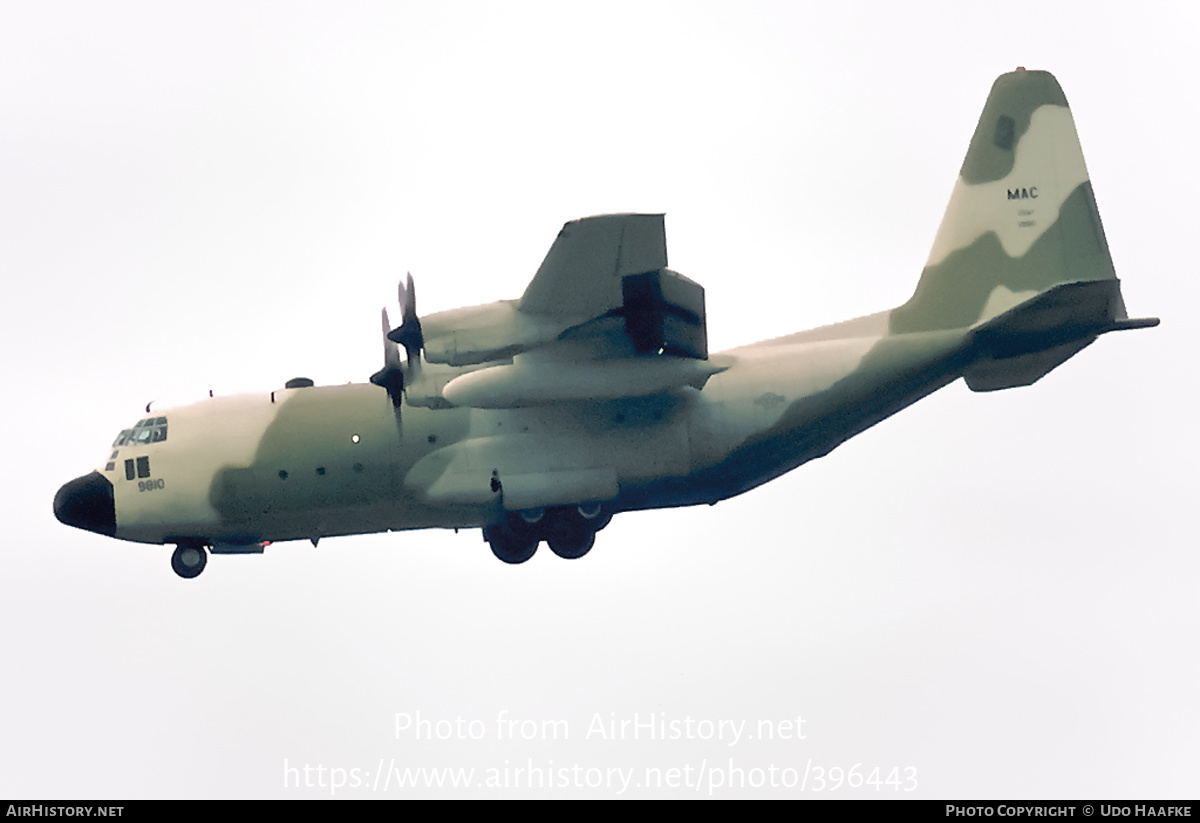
[
  {"left": 545, "top": 509, "right": 596, "bottom": 560},
  {"left": 171, "top": 544, "right": 208, "bottom": 579},
  {"left": 547, "top": 529, "right": 595, "bottom": 560},
  {"left": 484, "top": 522, "right": 538, "bottom": 565},
  {"left": 484, "top": 504, "right": 614, "bottom": 563}
]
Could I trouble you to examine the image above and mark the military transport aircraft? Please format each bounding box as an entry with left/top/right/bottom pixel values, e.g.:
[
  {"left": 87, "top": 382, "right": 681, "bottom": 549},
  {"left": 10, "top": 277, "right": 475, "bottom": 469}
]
[{"left": 55, "top": 69, "right": 1157, "bottom": 578}]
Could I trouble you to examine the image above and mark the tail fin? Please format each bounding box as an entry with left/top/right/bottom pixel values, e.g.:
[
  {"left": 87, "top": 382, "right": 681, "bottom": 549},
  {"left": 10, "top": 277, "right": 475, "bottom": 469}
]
[{"left": 890, "top": 68, "right": 1157, "bottom": 390}]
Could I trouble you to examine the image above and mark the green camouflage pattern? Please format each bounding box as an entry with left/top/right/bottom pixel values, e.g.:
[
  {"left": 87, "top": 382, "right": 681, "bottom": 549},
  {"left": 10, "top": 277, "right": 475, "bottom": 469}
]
[{"left": 54, "top": 69, "right": 1157, "bottom": 574}]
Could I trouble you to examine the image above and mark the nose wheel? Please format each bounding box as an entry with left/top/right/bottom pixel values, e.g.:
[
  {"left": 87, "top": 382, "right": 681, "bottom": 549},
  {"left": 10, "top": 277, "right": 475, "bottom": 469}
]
[{"left": 171, "top": 544, "right": 208, "bottom": 578}]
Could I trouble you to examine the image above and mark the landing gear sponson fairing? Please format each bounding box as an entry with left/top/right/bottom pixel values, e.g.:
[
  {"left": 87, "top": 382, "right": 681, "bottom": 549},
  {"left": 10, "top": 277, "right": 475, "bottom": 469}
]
[{"left": 54, "top": 69, "right": 1157, "bottom": 578}]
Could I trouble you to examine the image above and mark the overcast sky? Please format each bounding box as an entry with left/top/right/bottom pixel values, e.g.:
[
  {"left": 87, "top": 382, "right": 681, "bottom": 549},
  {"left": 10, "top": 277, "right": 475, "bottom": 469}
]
[{"left": 3, "top": 1, "right": 1196, "bottom": 798}]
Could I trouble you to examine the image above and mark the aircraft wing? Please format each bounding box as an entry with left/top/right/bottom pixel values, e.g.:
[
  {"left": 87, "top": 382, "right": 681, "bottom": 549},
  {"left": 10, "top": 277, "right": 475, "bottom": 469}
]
[
  {"left": 416, "top": 215, "right": 711, "bottom": 407},
  {"left": 519, "top": 213, "right": 669, "bottom": 319},
  {"left": 519, "top": 214, "right": 706, "bottom": 359}
]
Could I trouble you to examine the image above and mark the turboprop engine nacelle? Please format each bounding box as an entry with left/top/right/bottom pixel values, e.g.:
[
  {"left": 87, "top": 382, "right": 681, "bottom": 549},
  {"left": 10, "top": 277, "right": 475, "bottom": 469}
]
[{"left": 419, "top": 301, "right": 560, "bottom": 366}]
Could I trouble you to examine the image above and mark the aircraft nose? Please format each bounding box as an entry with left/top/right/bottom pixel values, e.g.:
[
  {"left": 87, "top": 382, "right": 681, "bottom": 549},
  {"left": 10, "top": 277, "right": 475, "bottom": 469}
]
[{"left": 54, "top": 471, "right": 116, "bottom": 537}]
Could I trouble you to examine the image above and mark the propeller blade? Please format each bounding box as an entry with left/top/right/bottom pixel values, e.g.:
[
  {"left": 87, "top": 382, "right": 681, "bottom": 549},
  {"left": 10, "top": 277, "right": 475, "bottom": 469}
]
[
  {"left": 369, "top": 307, "right": 406, "bottom": 408},
  {"left": 381, "top": 307, "right": 402, "bottom": 370},
  {"left": 388, "top": 272, "right": 424, "bottom": 361},
  {"left": 401, "top": 271, "right": 416, "bottom": 322}
]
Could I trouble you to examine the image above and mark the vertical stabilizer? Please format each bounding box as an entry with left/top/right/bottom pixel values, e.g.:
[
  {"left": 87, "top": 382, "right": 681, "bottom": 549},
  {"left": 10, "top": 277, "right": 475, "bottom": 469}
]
[
  {"left": 893, "top": 69, "right": 1116, "bottom": 333},
  {"left": 888, "top": 69, "right": 1156, "bottom": 389}
]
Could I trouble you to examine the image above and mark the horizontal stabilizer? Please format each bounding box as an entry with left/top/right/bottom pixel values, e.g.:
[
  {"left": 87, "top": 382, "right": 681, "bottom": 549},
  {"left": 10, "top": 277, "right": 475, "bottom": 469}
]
[
  {"left": 964, "top": 279, "right": 1158, "bottom": 391},
  {"left": 964, "top": 338, "right": 1092, "bottom": 392}
]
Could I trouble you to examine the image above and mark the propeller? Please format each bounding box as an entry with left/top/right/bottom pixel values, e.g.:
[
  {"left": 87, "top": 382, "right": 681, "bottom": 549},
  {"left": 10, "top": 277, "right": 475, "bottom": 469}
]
[
  {"left": 388, "top": 272, "right": 424, "bottom": 364},
  {"left": 369, "top": 307, "right": 406, "bottom": 408},
  {"left": 370, "top": 273, "right": 424, "bottom": 412}
]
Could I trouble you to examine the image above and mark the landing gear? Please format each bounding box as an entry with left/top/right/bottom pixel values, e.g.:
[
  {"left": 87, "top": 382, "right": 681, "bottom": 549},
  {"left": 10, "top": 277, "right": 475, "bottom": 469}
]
[
  {"left": 575, "top": 501, "right": 613, "bottom": 532},
  {"left": 484, "top": 520, "right": 539, "bottom": 564},
  {"left": 547, "top": 528, "right": 595, "bottom": 559},
  {"left": 545, "top": 508, "right": 596, "bottom": 559},
  {"left": 483, "top": 504, "right": 612, "bottom": 563},
  {"left": 171, "top": 543, "right": 208, "bottom": 579}
]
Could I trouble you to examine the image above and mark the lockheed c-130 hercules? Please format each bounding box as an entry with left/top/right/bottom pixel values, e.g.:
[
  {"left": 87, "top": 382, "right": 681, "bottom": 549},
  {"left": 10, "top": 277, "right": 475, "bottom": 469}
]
[{"left": 54, "top": 69, "right": 1157, "bottom": 578}]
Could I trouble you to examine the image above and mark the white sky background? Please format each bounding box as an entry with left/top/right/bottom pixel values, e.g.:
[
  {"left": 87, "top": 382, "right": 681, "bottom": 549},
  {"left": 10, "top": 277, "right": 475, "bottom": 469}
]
[{"left": 2, "top": 0, "right": 1195, "bottom": 799}]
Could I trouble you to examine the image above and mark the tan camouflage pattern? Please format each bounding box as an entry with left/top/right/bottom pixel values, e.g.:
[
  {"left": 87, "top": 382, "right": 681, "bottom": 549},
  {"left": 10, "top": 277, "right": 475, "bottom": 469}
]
[{"left": 58, "top": 70, "right": 1156, "bottom": 567}]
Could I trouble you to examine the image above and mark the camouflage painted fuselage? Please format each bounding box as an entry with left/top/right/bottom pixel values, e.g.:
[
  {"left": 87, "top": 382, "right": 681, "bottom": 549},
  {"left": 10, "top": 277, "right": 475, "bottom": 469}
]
[
  {"left": 104, "top": 321, "right": 950, "bottom": 545},
  {"left": 55, "top": 69, "right": 1155, "bottom": 569},
  {"left": 100, "top": 323, "right": 961, "bottom": 546}
]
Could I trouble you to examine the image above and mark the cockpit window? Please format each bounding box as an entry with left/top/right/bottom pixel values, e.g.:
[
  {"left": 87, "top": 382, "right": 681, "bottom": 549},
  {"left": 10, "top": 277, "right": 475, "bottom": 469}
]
[{"left": 113, "top": 417, "right": 168, "bottom": 447}]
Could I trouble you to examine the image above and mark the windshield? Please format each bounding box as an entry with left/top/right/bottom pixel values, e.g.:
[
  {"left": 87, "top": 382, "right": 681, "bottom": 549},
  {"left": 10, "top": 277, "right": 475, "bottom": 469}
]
[{"left": 112, "top": 416, "right": 168, "bottom": 447}]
